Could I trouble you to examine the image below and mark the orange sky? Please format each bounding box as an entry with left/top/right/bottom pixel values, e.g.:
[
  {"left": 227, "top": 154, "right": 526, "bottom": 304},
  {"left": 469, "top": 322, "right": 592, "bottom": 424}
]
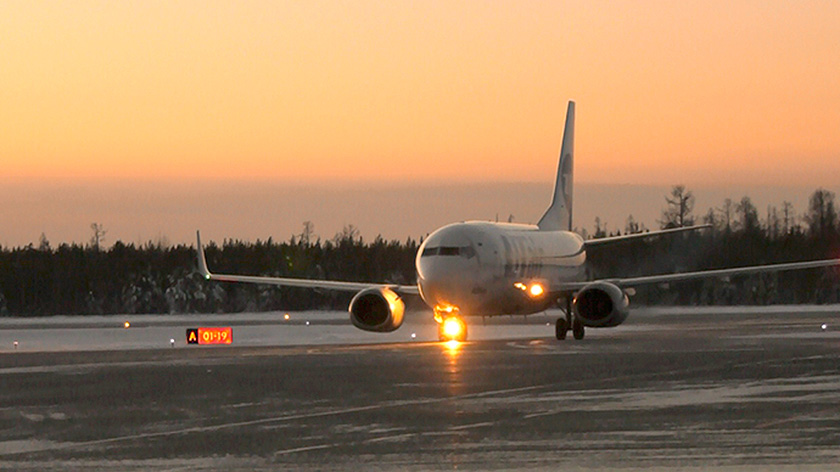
[{"left": 3, "top": 1, "right": 840, "bottom": 186}]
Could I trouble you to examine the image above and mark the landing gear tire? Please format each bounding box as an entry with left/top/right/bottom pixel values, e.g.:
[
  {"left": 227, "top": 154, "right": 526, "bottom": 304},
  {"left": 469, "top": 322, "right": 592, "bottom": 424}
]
[
  {"left": 555, "top": 318, "right": 567, "bottom": 340},
  {"left": 572, "top": 318, "right": 585, "bottom": 340}
]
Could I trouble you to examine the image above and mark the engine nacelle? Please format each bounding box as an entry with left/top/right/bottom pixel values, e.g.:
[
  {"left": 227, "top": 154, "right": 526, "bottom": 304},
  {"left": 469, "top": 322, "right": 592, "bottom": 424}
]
[
  {"left": 349, "top": 287, "right": 405, "bottom": 333},
  {"left": 572, "top": 281, "right": 630, "bottom": 328}
]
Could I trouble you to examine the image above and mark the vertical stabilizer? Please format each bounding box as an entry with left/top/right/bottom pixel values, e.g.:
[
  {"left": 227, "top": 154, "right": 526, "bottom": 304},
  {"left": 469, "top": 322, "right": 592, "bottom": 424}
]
[{"left": 537, "top": 101, "right": 575, "bottom": 231}]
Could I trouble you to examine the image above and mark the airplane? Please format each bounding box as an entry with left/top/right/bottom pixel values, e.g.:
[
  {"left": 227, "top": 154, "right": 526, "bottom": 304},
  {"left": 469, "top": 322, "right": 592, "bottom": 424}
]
[{"left": 196, "top": 101, "right": 840, "bottom": 342}]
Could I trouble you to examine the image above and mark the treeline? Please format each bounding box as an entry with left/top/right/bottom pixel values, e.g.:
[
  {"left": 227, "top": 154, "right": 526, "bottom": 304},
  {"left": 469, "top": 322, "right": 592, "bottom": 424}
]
[
  {"left": 0, "top": 230, "right": 418, "bottom": 317},
  {"left": 587, "top": 186, "right": 840, "bottom": 305},
  {"left": 1, "top": 188, "right": 839, "bottom": 316}
]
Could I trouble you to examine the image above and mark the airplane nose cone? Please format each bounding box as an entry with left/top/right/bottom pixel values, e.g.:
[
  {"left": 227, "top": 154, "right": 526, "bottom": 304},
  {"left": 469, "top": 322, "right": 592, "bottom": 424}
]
[
  {"left": 416, "top": 229, "right": 482, "bottom": 308},
  {"left": 418, "top": 256, "right": 473, "bottom": 307},
  {"left": 417, "top": 251, "right": 460, "bottom": 284}
]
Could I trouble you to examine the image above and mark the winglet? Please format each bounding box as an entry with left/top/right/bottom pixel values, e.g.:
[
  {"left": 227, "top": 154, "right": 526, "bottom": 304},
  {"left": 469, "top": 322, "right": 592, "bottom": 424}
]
[
  {"left": 537, "top": 100, "right": 575, "bottom": 231},
  {"left": 196, "top": 231, "right": 212, "bottom": 280}
]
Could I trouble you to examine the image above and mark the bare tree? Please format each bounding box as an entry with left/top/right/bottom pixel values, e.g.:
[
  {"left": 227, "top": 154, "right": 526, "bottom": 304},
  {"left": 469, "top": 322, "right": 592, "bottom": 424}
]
[
  {"left": 804, "top": 188, "right": 838, "bottom": 237},
  {"left": 719, "top": 198, "right": 734, "bottom": 233},
  {"left": 334, "top": 224, "right": 360, "bottom": 244},
  {"left": 593, "top": 217, "right": 607, "bottom": 239},
  {"left": 782, "top": 201, "right": 794, "bottom": 235},
  {"left": 702, "top": 207, "right": 718, "bottom": 231},
  {"left": 625, "top": 214, "right": 641, "bottom": 235},
  {"left": 766, "top": 205, "right": 781, "bottom": 240},
  {"left": 90, "top": 223, "right": 107, "bottom": 250},
  {"left": 735, "top": 196, "right": 759, "bottom": 234},
  {"left": 300, "top": 221, "right": 315, "bottom": 246},
  {"left": 660, "top": 185, "right": 695, "bottom": 228},
  {"left": 38, "top": 233, "right": 51, "bottom": 252}
]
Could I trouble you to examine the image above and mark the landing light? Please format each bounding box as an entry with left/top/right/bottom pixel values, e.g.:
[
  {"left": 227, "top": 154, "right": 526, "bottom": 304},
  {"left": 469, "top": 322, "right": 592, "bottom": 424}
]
[
  {"left": 124, "top": 321, "right": 131, "bottom": 329},
  {"left": 442, "top": 318, "right": 464, "bottom": 339},
  {"left": 514, "top": 282, "right": 545, "bottom": 298}
]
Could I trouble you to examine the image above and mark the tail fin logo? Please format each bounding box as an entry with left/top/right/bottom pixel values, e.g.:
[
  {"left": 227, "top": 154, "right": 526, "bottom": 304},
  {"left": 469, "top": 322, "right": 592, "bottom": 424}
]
[{"left": 561, "top": 152, "right": 573, "bottom": 213}]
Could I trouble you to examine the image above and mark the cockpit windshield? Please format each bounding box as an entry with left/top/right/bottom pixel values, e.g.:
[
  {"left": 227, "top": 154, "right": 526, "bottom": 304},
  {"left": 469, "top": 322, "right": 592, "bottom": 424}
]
[{"left": 421, "top": 246, "right": 476, "bottom": 258}]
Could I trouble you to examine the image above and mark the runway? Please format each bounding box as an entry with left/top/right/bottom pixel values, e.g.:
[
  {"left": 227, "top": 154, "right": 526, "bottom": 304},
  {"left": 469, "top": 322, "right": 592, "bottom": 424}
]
[{"left": 2, "top": 307, "right": 840, "bottom": 470}]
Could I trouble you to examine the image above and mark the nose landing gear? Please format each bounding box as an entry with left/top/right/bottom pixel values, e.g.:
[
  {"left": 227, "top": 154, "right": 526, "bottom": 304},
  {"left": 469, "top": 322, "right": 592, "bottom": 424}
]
[
  {"left": 438, "top": 316, "right": 468, "bottom": 342},
  {"left": 435, "top": 306, "right": 468, "bottom": 342}
]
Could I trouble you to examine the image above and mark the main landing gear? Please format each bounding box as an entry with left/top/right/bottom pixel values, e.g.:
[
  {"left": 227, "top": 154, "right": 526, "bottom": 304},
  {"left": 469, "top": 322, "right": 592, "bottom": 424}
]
[{"left": 555, "top": 299, "right": 584, "bottom": 340}]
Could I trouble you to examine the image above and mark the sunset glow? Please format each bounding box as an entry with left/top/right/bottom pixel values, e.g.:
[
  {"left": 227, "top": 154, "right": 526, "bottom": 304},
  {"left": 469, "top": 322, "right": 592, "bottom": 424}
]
[
  {"left": 3, "top": 1, "right": 838, "bottom": 186},
  {"left": 2, "top": 1, "right": 840, "bottom": 247}
]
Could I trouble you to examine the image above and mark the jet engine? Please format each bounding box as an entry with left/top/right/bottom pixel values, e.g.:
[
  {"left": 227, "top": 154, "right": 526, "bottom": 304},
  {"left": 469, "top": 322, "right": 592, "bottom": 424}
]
[
  {"left": 349, "top": 287, "right": 405, "bottom": 333},
  {"left": 572, "top": 281, "right": 630, "bottom": 328}
]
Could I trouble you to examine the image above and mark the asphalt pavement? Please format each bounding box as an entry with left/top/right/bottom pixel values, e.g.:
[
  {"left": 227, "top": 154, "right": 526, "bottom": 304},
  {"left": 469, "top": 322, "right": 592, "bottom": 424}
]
[{"left": 2, "top": 307, "right": 840, "bottom": 470}]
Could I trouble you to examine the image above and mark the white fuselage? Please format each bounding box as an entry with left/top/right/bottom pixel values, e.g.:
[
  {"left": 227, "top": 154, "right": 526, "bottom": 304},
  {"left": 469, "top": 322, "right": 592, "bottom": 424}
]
[{"left": 416, "top": 221, "right": 586, "bottom": 317}]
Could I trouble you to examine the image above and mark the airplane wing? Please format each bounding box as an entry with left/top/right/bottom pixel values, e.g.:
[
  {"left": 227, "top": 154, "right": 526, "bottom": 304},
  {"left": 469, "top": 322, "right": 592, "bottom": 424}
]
[
  {"left": 553, "top": 257, "right": 840, "bottom": 293},
  {"left": 606, "top": 258, "right": 840, "bottom": 287},
  {"left": 196, "top": 231, "right": 420, "bottom": 295},
  {"left": 583, "top": 224, "right": 711, "bottom": 248}
]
